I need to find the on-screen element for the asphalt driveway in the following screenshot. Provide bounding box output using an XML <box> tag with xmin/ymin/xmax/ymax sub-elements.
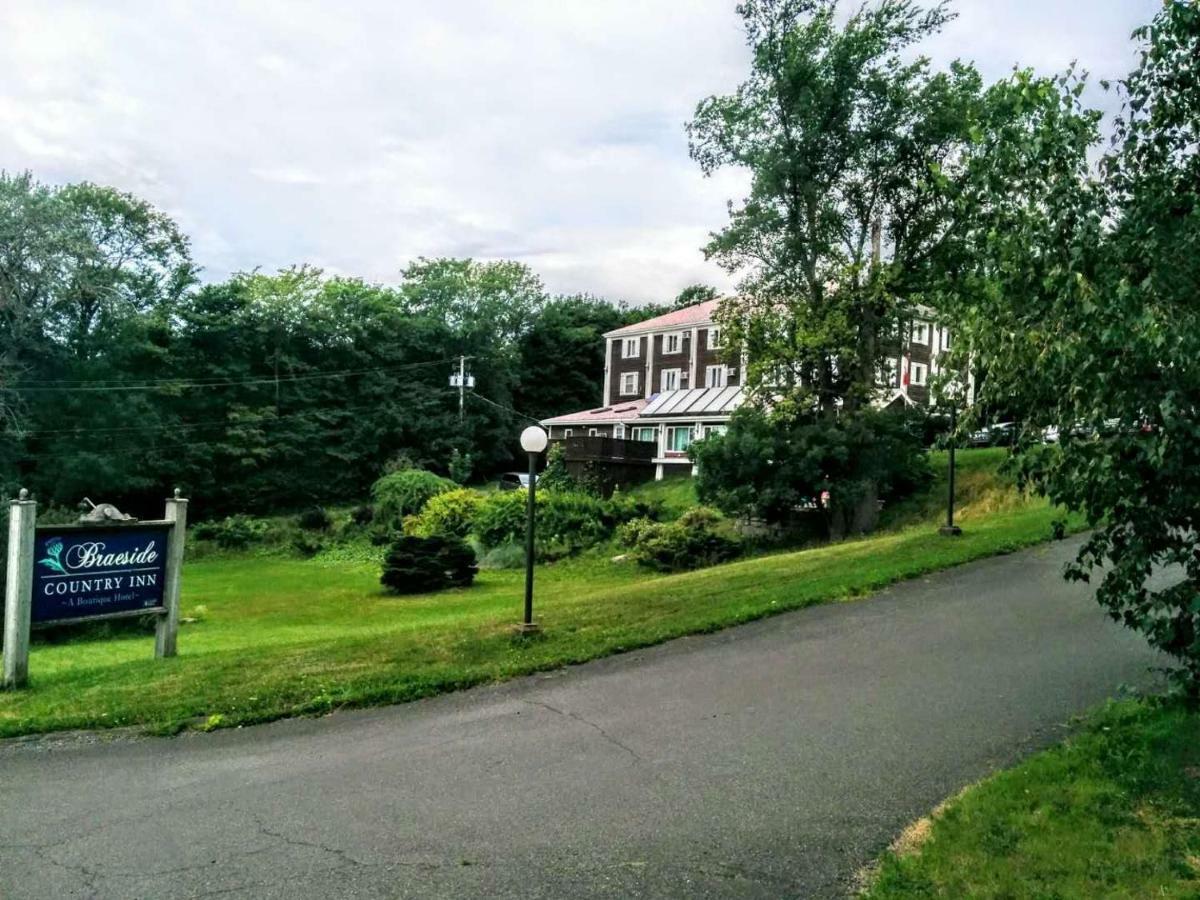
<box><xmin>0</xmin><ymin>536</ymin><xmax>1161</xmax><ymax>899</ymax></box>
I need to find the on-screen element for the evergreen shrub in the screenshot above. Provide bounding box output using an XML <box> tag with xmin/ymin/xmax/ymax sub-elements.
<box><xmin>380</xmin><ymin>535</ymin><xmax>478</xmax><ymax>594</ymax></box>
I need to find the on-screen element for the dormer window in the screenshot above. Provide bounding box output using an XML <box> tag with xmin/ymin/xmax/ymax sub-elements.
<box><xmin>622</xmin><ymin>337</ymin><xmax>640</xmax><ymax>359</ymax></box>
<box><xmin>664</xmin><ymin>332</ymin><xmax>683</xmax><ymax>354</ymax></box>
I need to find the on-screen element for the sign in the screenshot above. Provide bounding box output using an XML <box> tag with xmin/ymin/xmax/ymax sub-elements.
<box><xmin>32</xmin><ymin>524</ymin><xmax>171</xmax><ymax>624</ymax></box>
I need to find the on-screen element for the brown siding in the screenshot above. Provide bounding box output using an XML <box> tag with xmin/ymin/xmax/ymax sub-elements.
<box><xmin>650</xmin><ymin>330</ymin><xmax>691</xmax><ymax>394</ymax></box>
<box><xmin>608</xmin><ymin>336</ymin><xmax>647</xmax><ymax>405</ymax></box>
<box><xmin>696</xmin><ymin>327</ymin><xmax>740</xmax><ymax>388</ymax></box>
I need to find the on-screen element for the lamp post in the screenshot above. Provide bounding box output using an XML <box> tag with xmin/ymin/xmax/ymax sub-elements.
<box><xmin>939</xmin><ymin>398</ymin><xmax>963</xmax><ymax>537</ymax></box>
<box><xmin>517</xmin><ymin>425</ymin><xmax>548</xmax><ymax>633</ymax></box>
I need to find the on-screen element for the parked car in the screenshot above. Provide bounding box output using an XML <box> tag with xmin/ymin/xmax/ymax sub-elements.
<box><xmin>968</xmin><ymin>422</ymin><xmax>1016</xmax><ymax>447</ymax></box>
<box><xmin>497</xmin><ymin>472</ymin><xmax>537</xmax><ymax>491</ymax></box>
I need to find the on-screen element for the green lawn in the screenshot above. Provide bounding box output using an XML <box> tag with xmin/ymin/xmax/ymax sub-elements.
<box><xmin>0</xmin><ymin>450</ymin><xmax>1073</xmax><ymax>738</ymax></box>
<box><xmin>863</xmin><ymin>700</ymin><xmax>1200</xmax><ymax>899</ymax></box>
<box><xmin>626</xmin><ymin>475</ymin><xmax>699</xmax><ymax>520</ymax></box>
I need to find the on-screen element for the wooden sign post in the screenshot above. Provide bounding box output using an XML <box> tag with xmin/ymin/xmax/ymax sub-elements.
<box><xmin>2</xmin><ymin>490</ymin><xmax>189</xmax><ymax>690</ymax></box>
<box><xmin>2</xmin><ymin>490</ymin><xmax>36</xmax><ymax>690</ymax></box>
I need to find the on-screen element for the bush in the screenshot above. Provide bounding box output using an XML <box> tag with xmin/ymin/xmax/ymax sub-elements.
<box><xmin>473</xmin><ymin>490</ymin><xmax>532</xmax><ymax>548</ymax></box>
<box><xmin>191</xmin><ymin>514</ymin><xmax>270</xmax><ymax>550</ymax></box>
<box><xmin>537</xmin><ymin>443</ymin><xmax>578</xmax><ymax>493</ymax></box>
<box><xmin>600</xmin><ymin>489</ymin><xmax>660</xmax><ymax>529</ymax></box>
<box><xmin>351</xmin><ymin>504</ymin><xmax>375</xmax><ymax>526</ymax></box>
<box><xmin>623</xmin><ymin>506</ymin><xmax>743</xmax><ymax>572</ymax></box>
<box><xmin>616</xmin><ymin>516</ymin><xmax>657</xmax><ymax>549</ymax></box>
<box><xmin>371</xmin><ymin>469</ymin><xmax>456</xmax><ymax>536</ymax></box>
<box><xmin>692</xmin><ymin>406</ymin><xmax>930</xmax><ymax>538</ymax></box>
<box><xmin>473</xmin><ymin>489</ymin><xmax>609</xmax><ymax>551</ymax></box>
<box><xmin>296</xmin><ymin>506</ymin><xmax>332</xmax><ymax>531</ymax></box>
<box><xmin>380</xmin><ymin>535</ymin><xmax>478</xmax><ymax>594</ymax></box>
<box><xmin>407</xmin><ymin>488</ymin><xmax>484</xmax><ymax>539</ymax></box>
<box><xmin>292</xmin><ymin>533</ymin><xmax>325</xmax><ymax>558</ymax></box>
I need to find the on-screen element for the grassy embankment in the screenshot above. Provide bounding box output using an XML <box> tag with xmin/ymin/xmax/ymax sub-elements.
<box><xmin>863</xmin><ymin>700</ymin><xmax>1200</xmax><ymax>899</ymax></box>
<box><xmin>0</xmin><ymin>449</ymin><xmax>1075</xmax><ymax>738</ymax></box>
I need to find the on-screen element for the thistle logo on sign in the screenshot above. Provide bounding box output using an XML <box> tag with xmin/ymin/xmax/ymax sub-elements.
<box><xmin>32</xmin><ymin>526</ymin><xmax>170</xmax><ymax>624</ymax></box>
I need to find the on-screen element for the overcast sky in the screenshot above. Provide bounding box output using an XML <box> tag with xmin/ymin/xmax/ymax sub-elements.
<box><xmin>0</xmin><ymin>0</ymin><xmax>1160</xmax><ymax>304</ymax></box>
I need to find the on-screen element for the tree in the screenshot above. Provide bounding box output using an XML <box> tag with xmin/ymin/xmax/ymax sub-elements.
<box><xmin>399</xmin><ymin>257</ymin><xmax>546</xmax><ymax>350</ymax></box>
<box><xmin>514</xmin><ymin>294</ymin><xmax>634</xmax><ymax>419</ymax></box>
<box><xmin>686</xmin><ymin>0</ymin><xmax>978</xmax><ymax>532</ymax></box>
<box><xmin>689</xmin><ymin>0</ymin><xmax>983</xmax><ymax>411</ymax></box>
<box><xmin>946</xmin><ymin>3</ymin><xmax>1200</xmax><ymax>695</ymax></box>
<box><xmin>55</xmin><ymin>182</ymin><xmax>196</xmax><ymax>359</ymax></box>
<box><xmin>692</xmin><ymin>404</ymin><xmax>929</xmax><ymax>534</ymax></box>
<box><xmin>673</xmin><ymin>283</ymin><xmax>720</xmax><ymax>309</ymax></box>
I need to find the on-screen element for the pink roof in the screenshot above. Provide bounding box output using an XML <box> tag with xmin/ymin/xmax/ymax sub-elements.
<box><xmin>604</xmin><ymin>300</ymin><xmax>720</xmax><ymax>338</ymax></box>
<box><xmin>541</xmin><ymin>399</ymin><xmax>648</xmax><ymax>426</ymax></box>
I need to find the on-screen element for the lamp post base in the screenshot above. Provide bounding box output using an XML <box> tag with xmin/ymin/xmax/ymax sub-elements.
<box><xmin>513</xmin><ymin>622</ymin><xmax>542</xmax><ymax>635</ymax></box>
<box><xmin>939</xmin><ymin>525</ymin><xmax>963</xmax><ymax>537</ymax></box>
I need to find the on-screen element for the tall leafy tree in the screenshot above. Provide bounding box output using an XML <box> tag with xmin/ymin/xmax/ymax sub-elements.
<box><xmin>947</xmin><ymin>3</ymin><xmax>1200</xmax><ymax>694</ymax></box>
<box><xmin>689</xmin><ymin>0</ymin><xmax>980</xmax><ymax>412</ymax></box>
<box><xmin>686</xmin><ymin>0</ymin><xmax>980</xmax><ymax>533</ymax></box>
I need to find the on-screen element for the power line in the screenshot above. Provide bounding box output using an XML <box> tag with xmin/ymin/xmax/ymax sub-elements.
<box><xmin>4</xmin><ymin>394</ymin><xmax>463</xmax><ymax>465</ymax></box>
<box><xmin>3</xmin><ymin>355</ymin><xmax>490</xmax><ymax>393</ymax></box>
<box><xmin>468</xmin><ymin>391</ymin><xmax>542</xmax><ymax>424</ymax></box>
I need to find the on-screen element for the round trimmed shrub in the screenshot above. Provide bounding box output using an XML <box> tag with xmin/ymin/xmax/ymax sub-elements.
<box><xmin>380</xmin><ymin>535</ymin><xmax>478</xmax><ymax>594</ymax></box>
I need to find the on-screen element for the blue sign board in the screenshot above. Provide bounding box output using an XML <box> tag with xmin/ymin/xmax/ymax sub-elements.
<box><xmin>32</xmin><ymin>525</ymin><xmax>171</xmax><ymax>624</ymax></box>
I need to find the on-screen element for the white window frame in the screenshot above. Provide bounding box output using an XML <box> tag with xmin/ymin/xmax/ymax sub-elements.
<box><xmin>665</xmin><ymin>425</ymin><xmax>694</xmax><ymax>453</ymax></box>
<box><xmin>631</xmin><ymin>426</ymin><xmax>657</xmax><ymax>443</ymax></box>
<box><xmin>588</xmin><ymin>428</ymin><xmax>600</xmax><ymax>437</ymax></box>
<box><xmin>702</xmin><ymin>424</ymin><xmax>727</xmax><ymax>438</ymax></box>
<box><xmin>660</xmin><ymin>368</ymin><xmax>681</xmax><ymax>392</ymax></box>
<box><xmin>911</xmin><ymin>322</ymin><xmax>929</xmax><ymax>345</ymax></box>
<box><xmin>911</xmin><ymin>362</ymin><xmax>928</xmax><ymax>386</ymax></box>
<box><xmin>705</xmin><ymin>365</ymin><xmax>726</xmax><ymax>388</ymax></box>
<box><xmin>708</xmin><ymin>327</ymin><xmax>722</xmax><ymax>349</ymax></box>
<box><xmin>563</xmin><ymin>428</ymin><xmax>573</xmax><ymax>437</ymax></box>
<box><xmin>622</xmin><ymin>337</ymin><xmax>640</xmax><ymax>359</ymax></box>
<box><xmin>613</xmin><ymin>424</ymin><xmax>625</xmax><ymax>439</ymax></box>
<box><xmin>664</xmin><ymin>332</ymin><xmax>683</xmax><ymax>354</ymax></box>
<box><xmin>620</xmin><ymin>371</ymin><xmax>639</xmax><ymax>396</ymax></box>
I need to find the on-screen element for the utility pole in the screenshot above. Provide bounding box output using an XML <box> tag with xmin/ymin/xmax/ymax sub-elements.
<box><xmin>458</xmin><ymin>355</ymin><xmax>465</xmax><ymax>423</ymax></box>
<box><xmin>449</xmin><ymin>356</ymin><xmax>475</xmax><ymax>423</ymax></box>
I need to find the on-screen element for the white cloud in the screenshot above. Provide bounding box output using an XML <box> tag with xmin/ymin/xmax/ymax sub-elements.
<box><xmin>0</xmin><ymin>0</ymin><xmax>1162</xmax><ymax>303</ymax></box>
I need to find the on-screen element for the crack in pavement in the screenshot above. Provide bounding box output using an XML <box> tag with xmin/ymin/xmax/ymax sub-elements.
<box><xmin>523</xmin><ymin>699</ymin><xmax>643</xmax><ymax>762</ymax></box>
<box><xmin>253</xmin><ymin>817</ymin><xmax>365</xmax><ymax>869</ymax></box>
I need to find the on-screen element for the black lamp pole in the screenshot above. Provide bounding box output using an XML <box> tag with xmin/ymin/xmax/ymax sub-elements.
<box><xmin>517</xmin><ymin>426</ymin><xmax>547</xmax><ymax>633</ymax></box>
<box><xmin>940</xmin><ymin>400</ymin><xmax>963</xmax><ymax>536</ymax></box>
<box><xmin>523</xmin><ymin>447</ymin><xmax>537</xmax><ymax>628</ymax></box>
